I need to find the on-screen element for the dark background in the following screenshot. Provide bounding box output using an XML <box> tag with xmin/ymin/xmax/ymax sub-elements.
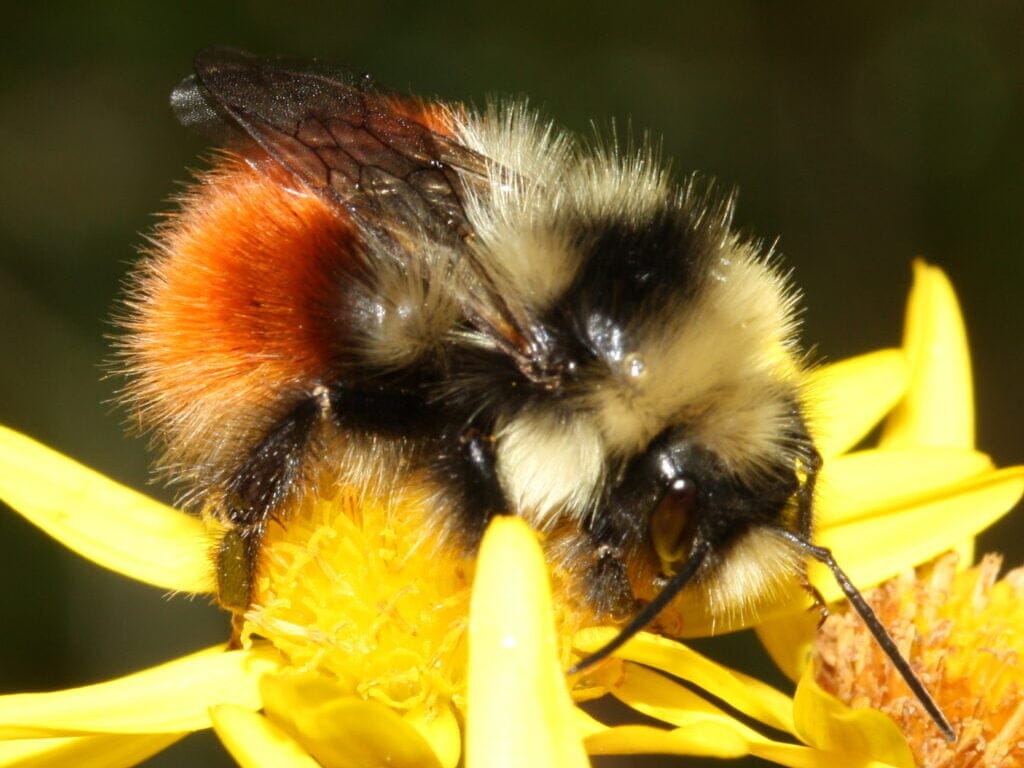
<box><xmin>2</xmin><ymin>3</ymin><xmax>1021</xmax><ymax>766</ymax></box>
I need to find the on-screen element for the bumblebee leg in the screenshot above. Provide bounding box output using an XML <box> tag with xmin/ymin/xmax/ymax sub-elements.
<box><xmin>788</xmin><ymin>406</ymin><xmax>821</xmax><ymax>538</ymax></box>
<box><xmin>589</xmin><ymin>542</ymin><xmax>636</xmax><ymax>620</ymax></box>
<box><xmin>460</xmin><ymin>428</ymin><xmax>507</xmax><ymax>515</ymax></box>
<box><xmin>426</xmin><ymin>424</ymin><xmax>509</xmax><ymax>545</ymax></box>
<box><xmin>795</xmin><ymin>447</ymin><xmax>822</xmax><ymax>538</ymax></box>
<box><xmin>799</xmin><ymin>575</ymin><xmax>830</xmax><ymax>627</ymax></box>
<box><xmin>217</xmin><ymin>397</ymin><xmax>320</xmax><ymax>611</ymax></box>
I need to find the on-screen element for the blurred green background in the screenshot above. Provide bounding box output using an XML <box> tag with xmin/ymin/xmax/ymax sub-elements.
<box><xmin>2</xmin><ymin>3</ymin><xmax>1022</xmax><ymax>766</ymax></box>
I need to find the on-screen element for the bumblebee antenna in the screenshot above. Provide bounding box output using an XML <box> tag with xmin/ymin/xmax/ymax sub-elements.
<box><xmin>568</xmin><ymin>539</ymin><xmax>712</xmax><ymax>674</ymax></box>
<box><xmin>772</xmin><ymin>528</ymin><xmax>955</xmax><ymax>743</ymax></box>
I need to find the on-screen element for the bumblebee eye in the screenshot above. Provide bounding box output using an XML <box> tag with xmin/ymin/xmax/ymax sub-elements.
<box><xmin>649</xmin><ymin>477</ymin><xmax>698</xmax><ymax>575</ymax></box>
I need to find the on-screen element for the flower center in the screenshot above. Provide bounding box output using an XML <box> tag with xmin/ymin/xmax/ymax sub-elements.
<box><xmin>237</xmin><ymin>478</ymin><xmax>603</xmax><ymax>720</ymax></box>
<box><xmin>243</xmin><ymin>484</ymin><xmax>474</xmax><ymax>715</ymax></box>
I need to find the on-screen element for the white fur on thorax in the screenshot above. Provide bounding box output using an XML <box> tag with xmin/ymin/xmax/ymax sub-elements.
<box><xmin>452</xmin><ymin>103</ymin><xmax>671</xmax><ymax>316</ymax></box>
<box><xmin>494</xmin><ymin>408</ymin><xmax>605</xmax><ymax>527</ymax></box>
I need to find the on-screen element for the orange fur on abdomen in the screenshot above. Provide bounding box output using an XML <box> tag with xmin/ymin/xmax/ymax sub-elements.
<box><xmin>120</xmin><ymin>154</ymin><xmax>357</xmax><ymax>483</ymax></box>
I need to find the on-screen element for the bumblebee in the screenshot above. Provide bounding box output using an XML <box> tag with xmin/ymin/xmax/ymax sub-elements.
<box><xmin>120</xmin><ymin>48</ymin><xmax>950</xmax><ymax>738</ymax></box>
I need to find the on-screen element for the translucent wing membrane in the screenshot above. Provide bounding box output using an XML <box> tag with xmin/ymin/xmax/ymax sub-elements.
<box><xmin>176</xmin><ymin>47</ymin><xmax>489</xmax><ymax>242</ymax></box>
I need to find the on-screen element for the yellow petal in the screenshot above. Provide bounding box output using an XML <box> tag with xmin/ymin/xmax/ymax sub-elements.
<box><xmin>0</xmin><ymin>644</ymin><xmax>281</xmax><ymax>737</ymax></box>
<box><xmin>882</xmin><ymin>261</ymin><xmax>973</xmax><ymax>450</ymax></box>
<box><xmin>611</xmin><ymin>661</ymin><xmax>793</xmax><ymax>737</ymax></box>
<box><xmin>572</xmin><ymin>708</ymin><xmax>608</xmax><ymax>741</ymax></box>
<box><xmin>816</xmin><ymin>447</ymin><xmax>993</xmax><ymax>527</ymax></box>
<box><xmin>0</xmin><ymin>733</ymin><xmax>183</xmax><ymax>768</ymax></box>
<box><xmin>210</xmin><ymin>705</ymin><xmax>321</xmax><ymax>768</ymax></box>
<box><xmin>466</xmin><ymin>517</ymin><xmax>588</xmax><ymax>768</ymax></box>
<box><xmin>587</xmin><ymin>722</ymin><xmax>899</xmax><ymax>768</ymax></box>
<box><xmin>586</xmin><ymin>722</ymin><xmax>751</xmax><ymax>760</ymax></box>
<box><xmin>573</xmin><ymin>629</ymin><xmax>794</xmax><ymax>734</ymax></box>
<box><xmin>0</xmin><ymin>425</ymin><xmax>214</xmax><ymax>594</ymax></box>
<box><xmin>259</xmin><ymin>675</ymin><xmax>443</xmax><ymax>768</ymax></box>
<box><xmin>757</xmin><ymin>465</ymin><xmax>1018</xmax><ymax>680</ymax></box>
<box><xmin>810</xmin><ymin>466</ymin><xmax>1024</xmax><ymax>603</ymax></box>
<box><xmin>402</xmin><ymin>706</ymin><xmax>460</xmax><ymax>768</ymax></box>
<box><xmin>806</xmin><ymin>350</ymin><xmax>908</xmax><ymax>459</ymax></box>
<box><xmin>755</xmin><ymin>608</ymin><xmax>821</xmax><ymax>683</ymax></box>
<box><xmin>793</xmin><ymin>664</ymin><xmax>915</xmax><ymax>768</ymax></box>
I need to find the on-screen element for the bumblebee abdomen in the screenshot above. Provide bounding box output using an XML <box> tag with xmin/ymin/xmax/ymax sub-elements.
<box><xmin>120</xmin><ymin>155</ymin><xmax>358</xmax><ymax>475</ymax></box>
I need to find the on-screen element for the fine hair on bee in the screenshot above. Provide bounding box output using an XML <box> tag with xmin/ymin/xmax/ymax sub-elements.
<box><xmin>118</xmin><ymin>47</ymin><xmax>954</xmax><ymax>741</ymax></box>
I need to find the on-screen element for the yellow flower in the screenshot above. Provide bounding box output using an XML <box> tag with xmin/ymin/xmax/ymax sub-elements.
<box><xmin>814</xmin><ymin>552</ymin><xmax>1024</xmax><ymax>767</ymax></box>
<box><xmin>756</xmin><ymin>260</ymin><xmax>1006</xmax><ymax>677</ymax></box>
<box><xmin>0</xmin><ymin>430</ymin><xmax>586</xmax><ymax>767</ymax></box>
<box><xmin>0</xmin><ymin>260</ymin><xmax>1021</xmax><ymax>767</ymax></box>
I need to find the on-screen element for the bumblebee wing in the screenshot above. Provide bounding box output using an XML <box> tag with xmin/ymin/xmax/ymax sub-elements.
<box><xmin>174</xmin><ymin>48</ymin><xmax>557</xmax><ymax>385</ymax></box>
<box><xmin>173</xmin><ymin>46</ymin><xmax>488</xmax><ymax>246</ymax></box>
